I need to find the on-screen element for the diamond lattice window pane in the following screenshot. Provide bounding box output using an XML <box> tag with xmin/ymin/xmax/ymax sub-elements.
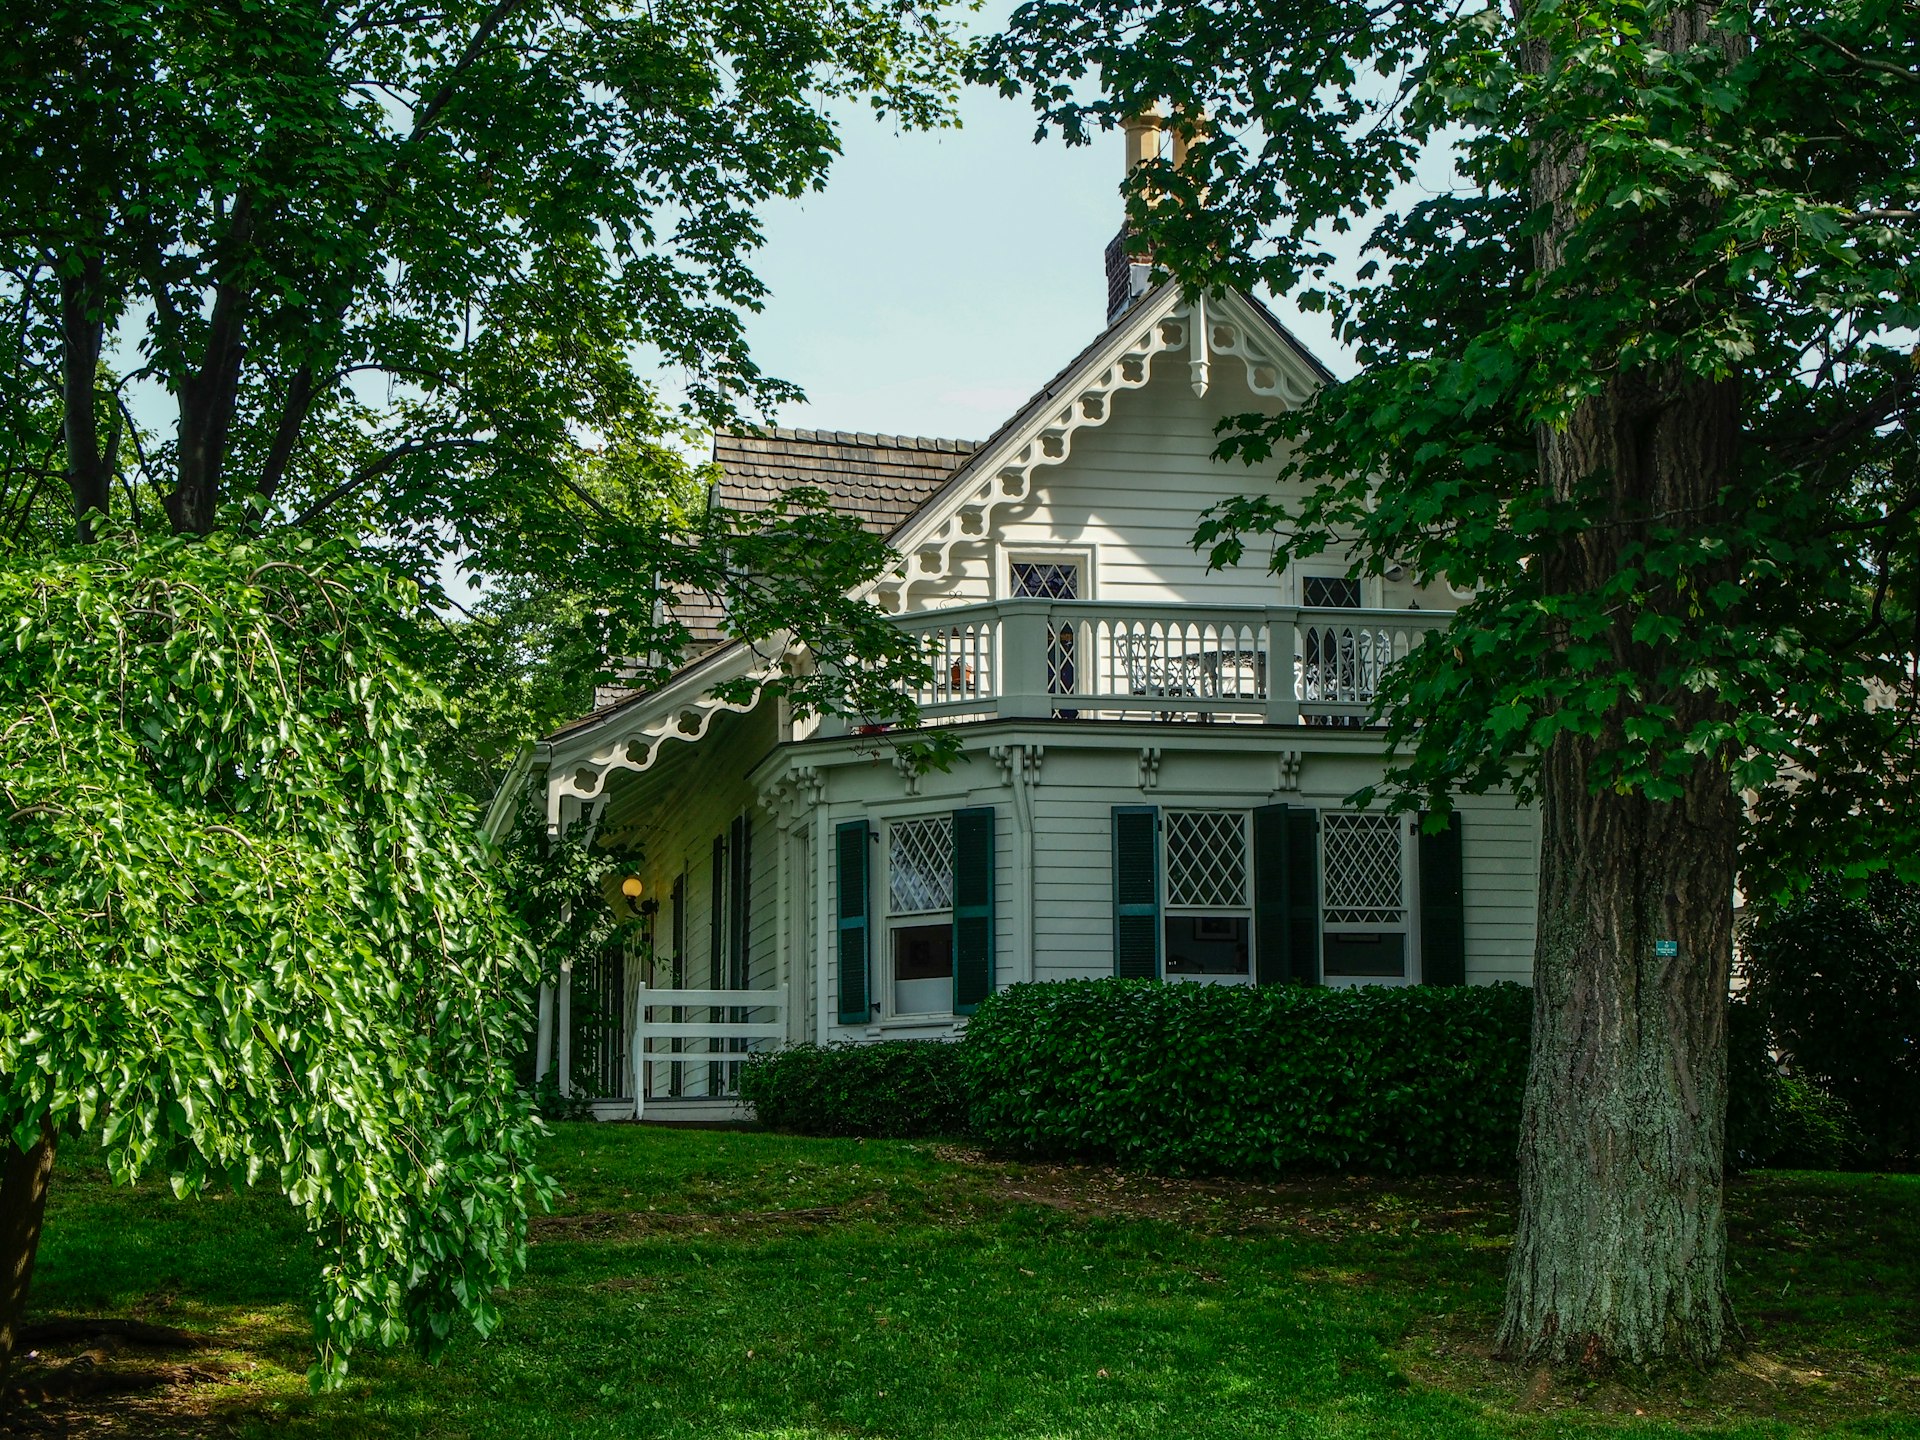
<box><xmin>1164</xmin><ymin>810</ymin><xmax>1249</xmax><ymax>909</ymax></box>
<box><xmin>1302</xmin><ymin>576</ymin><xmax>1361</xmax><ymax>609</ymax></box>
<box><xmin>1321</xmin><ymin>813</ymin><xmax>1405</xmax><ymax>924</ymax></box>
<box><xmin>889</xmin><ymin>817</ymin><xmax>953</xmax><ymax>915</ymax></box>
<box><xmin>1011</xmin><ymin>562</ymin><xmax>1080</xmax><ymax>599</ymax></box>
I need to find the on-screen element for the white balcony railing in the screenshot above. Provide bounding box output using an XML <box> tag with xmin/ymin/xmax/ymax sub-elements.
<box><xmin>852</xmin><ymin>599</ymin><xmax>1447</xmax><ymax>728</ymax></box>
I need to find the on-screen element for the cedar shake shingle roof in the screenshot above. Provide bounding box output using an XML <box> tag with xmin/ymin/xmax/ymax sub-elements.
<box><xmin>712</xmin><ymin>428</ymin><xmax>978</xmax><ymax>534</ymax></box>
<box><xmin>659</xmin><ymin>428</ymin><xmax>981</xmax><ymax>660</ymax></box>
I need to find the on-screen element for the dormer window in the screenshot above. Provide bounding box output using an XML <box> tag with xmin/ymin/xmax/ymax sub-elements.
<box><xmin>1010</xmin><ymin>560</ymin><xmax>1081</xmax><ymax>600</ymax></box>
<box><xmin>1301</xmin><ymin>575</ymin><xmax>1361</xmax><ymax>609</ymax></box>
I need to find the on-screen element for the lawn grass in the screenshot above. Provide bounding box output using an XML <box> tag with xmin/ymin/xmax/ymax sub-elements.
<box><xmin>10</xmin><ymin>1124</ymin><xmax>1919</xmax><ymax>1438</ymax></box>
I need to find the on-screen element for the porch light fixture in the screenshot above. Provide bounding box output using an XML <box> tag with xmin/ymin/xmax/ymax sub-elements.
<box><xmin>621</xmin><ymin>876</ymin><xmax>644</xmax><ymax>899</ymax></box>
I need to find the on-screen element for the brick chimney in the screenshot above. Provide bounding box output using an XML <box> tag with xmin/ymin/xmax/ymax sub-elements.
<box><xmin>1105</xmin><ymin>109</ymin><xmax>1193</xmax><ymax>322</ymax></box>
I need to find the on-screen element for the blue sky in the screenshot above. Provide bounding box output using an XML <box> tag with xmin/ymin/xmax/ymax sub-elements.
<box><xmin>729</xmin><ymin>84</ymin><xmax>1354</xmax><ymax>446</ymax></box>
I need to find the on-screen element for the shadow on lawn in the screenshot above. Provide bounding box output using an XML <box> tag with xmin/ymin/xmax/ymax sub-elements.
<box><xmin>6</xmin><ymin>1132</ymin><xmax>1917</xmax><ymax>1438</ymax></box>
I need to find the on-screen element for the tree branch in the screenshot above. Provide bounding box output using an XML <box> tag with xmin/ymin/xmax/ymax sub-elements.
<box><xmin>288</xmin><ymin>437</ymin><xmax>486</xmax><ymax>528</ymax></box>
<box><xmin>1810</xmin><ymin>30</ymin><xmax>1920</xmax><ymax>85</ymax></box>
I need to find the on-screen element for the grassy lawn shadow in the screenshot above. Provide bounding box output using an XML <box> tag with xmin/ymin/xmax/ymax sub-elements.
<box><xmin>8</xmin><ymin>1126</ymin><xmax>1916</xmax><ymax>1438</ymax></box>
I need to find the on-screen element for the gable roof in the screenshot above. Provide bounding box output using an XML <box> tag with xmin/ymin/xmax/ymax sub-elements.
<box><xmin>873</xmin><ymin>283</ymin><xmax>1329</xmax><ymax>609</ymax></box>
<box><xmin>663</xmin><ymin>427</ymin><xmax>983</xmax><ymax>656</ymax></box>
<box><xmin>715</xmin><ymin>428</ymin><xmax>978</xmax><ymax>534</ymax></box>
<box><xmin>545</xmin><ymin>285</ymin><xmax>1335</xmax><ymax>749</ymax></box>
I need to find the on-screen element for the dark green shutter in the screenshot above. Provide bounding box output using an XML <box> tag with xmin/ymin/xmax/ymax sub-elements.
<box><xmin>728</xmin><ymin>813</ymin><xmax>750</xmax><ymax>988</ymax></box>
<box><xmin>952</xmin><ymin>807</ymin><xmax>995</xmax><ymax>1015</ymax></box>
<box><xmin>1252</xmin><ymin>806</ymin><xmax>1288</xmax><ymax>986</ymax></box>
<box><xmin>1418</xmin><ymin>810</ymin><xmax>1466</xmax><ymax>986</ymax></box>
<box><xmin>835</xmin><ymin>820</ymin><xmax>873</xmax><ymax>1024</ymax></box>
<box><xmin>1112</xmin><ymin>806</ymin><xmax>1160</xmax><ymax>979</ymax></box>
<box><xmin>1254</xmin><ymin>805</ymin><xmax>1320</xmax><ymax>985</ymax></box>
<box><xmin>1284</xmin><ymin>807</ymin><xmax>1320</xmax><ymax>984</ymax></box>
<box><xmin>709</xmin><ymin>833</ymin><xmax>726</xmax><ymax>988</ymax></box>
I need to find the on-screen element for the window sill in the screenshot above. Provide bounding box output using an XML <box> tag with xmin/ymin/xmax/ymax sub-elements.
<box><xmin>864</xmin><ymin>1014</ymin><xmax>966</xmax><ymax>1037</ymax></box>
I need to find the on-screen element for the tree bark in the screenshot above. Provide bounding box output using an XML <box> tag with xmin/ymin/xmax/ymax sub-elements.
<box><xmin>166</xmin><ymin>195</ymin><xmax>257</xmax><ymax>536</ymax></box>
<box><xmin>60</xmin><ymin>258</ymin><xmax>111</xmax><ymax>539</ymax></box>
<box><xmin>0</xmin><ymin>1116</ymin><xmax>57</xmax><ymax>1396</ymax></box>
<box><xmin>1499</xmin><ymin>691</ymin><xmax>1742</xmax><ymax>1364</ymax></box>
<box><xmin>1494</xmin><ymin>0</ymin><xmax>1750</xmax><ymax>1367</ymax></box>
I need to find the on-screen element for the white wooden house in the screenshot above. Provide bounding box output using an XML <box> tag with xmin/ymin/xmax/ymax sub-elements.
<box><xmin>514</xmin><ymin>165</ymin><xmax>1540</xmax><ymax>1117</ymax></box>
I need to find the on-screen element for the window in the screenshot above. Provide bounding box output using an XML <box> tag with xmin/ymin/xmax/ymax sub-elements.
<box><xmin>1162</xmin><ymin>809</ymin><xmax>1252</xmax><ymax>983</ymax></box>
<box><xmin>1297</xmin><ymin>573</ymin><xmax>1382</xmax><ymax>727</ymax></box>
<box><xmin>1010</xmin><ymin>558</ymin><xmax>1082</xmax><ymax>706</ymax></box>
<box><xmin>1010</xmin><ymin>560</ymin><xmax>1080</xmax><ymax>600</ymax></box>
<box><xmin>1301</xmin><ymin>575</ymin><xmax>1362</xmax><ymax>609</ymax></box>
<box><xmin>888</xmin><ymin>816</ymin><xmax>953</xmax><ymax>1015</ymax></box>
<box><xmin>1320</xmin><ymin>812</ymin><xmax>1412</xmax><ymax>985</ymax></box>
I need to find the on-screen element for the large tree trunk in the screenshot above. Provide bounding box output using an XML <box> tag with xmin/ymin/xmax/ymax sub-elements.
<box><xmin>0</xmin><ymin>1116</ymin><xmax>57</xmax><ymax>1395</ymax></box>
<box><xmin>166</xmin><ymin>196</ymin><xmax>257</xmax><ymax>537</ymax></box>
<box><xmin>1499</xmin><ymin>719</ymin><xmax>1741</xmax><ymax>1363</ymax></box>
<box><xmin>1495</xmin><ymin>0</ymin><xmax>1749</xmax><ymax>1368</ymax></box>
<box><xmin>60</xmin><ymin>259</ymin><xmax>111</xmax><ymax>539</ymax></box>
<box><xmin>1497</xmin><ymin>368</ymin><xmax>1745</xmax><ymax>1363</ymax></box>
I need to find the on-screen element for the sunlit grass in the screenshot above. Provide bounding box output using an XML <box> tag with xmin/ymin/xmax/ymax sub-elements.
<box><xmin>21</xmin><ymin>1126</ymin><xmax>1920</xmax><ymax>1438</ymax></box>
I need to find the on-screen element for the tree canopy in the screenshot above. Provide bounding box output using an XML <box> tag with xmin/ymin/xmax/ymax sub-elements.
<box><xmin>980</xmin><ymin>0</ymin><xmax>1918</xmax><ymax>889</ymax></box>
<box><xmin>2</xmin><ymin>0</ymin><xmax>967</xmax><ymax>743</ymax></box>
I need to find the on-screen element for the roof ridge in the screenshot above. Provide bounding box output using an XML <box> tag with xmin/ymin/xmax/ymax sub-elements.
<box><xmin>723</xmin><ymin>425</ymin><xmax>979</xmax><ymax>453</ymax></box>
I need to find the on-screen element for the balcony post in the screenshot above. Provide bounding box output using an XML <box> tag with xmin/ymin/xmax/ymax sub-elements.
<box><xmin>1265</xmin><ymin>609</ymin><xmax>1300</xmax><ymax>725</ymax></box>
<box><xmin>1000</xmin><ymin>601</ymin><xmax>1052</xmax><ymax>719</ymax></box>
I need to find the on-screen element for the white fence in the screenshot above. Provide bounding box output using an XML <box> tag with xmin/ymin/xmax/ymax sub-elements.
<box><xmin>629</xmin><ymin>985</ymin><xmax>786</xmax><ymax>1119</ymax></box>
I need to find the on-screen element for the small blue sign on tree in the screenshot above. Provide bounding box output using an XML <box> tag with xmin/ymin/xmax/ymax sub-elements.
<box><xmin>1653</xmin><ymin>939</ymin><xmax>1679</xmax><ymax>958</ymax></box>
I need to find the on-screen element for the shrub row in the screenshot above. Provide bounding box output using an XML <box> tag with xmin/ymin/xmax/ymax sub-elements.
<box><xmin>738</xmin><ymin>976</ymin><xmax>1873</xmax><ymax>1176</ymax></box>
<box><xmin>742</xmin><ymin>979</ymin><xmax>1532</xmax><ymax>1173</ymax></box>
<box><xmin>961</xmin><ymin>979</ymin><xmax>1532</xmax><ymax>1174</ymax></box>
<box><xmin>737</xmin><ymin>1039</ymin><xmax>969</xmax><ymax>1139</ymax></box>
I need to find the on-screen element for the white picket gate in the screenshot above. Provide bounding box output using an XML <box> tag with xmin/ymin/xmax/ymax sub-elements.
<box><xmin>628</xmin><ymin>985</ymin><xmax>787</xmax><ymax>1119</ymax></box>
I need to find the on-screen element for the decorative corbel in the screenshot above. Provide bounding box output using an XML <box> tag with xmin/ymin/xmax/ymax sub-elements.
<box><xmin>1138</xmin><ymin>746</ymin><xmax>1163</xmax><ymax>791</ymax></box>
<box><xmin>892</xmin><ymin>750</ymin><xmax>922</xmax><ymax>797</ymax></box>
<box><xmin>791</xmin><ymin>763</ymin><xmax>826</xmax><ymax>808</ymax></box>
<box><xmin>990</xmin><ymin>742</ymin><xmax>1044</xmax><ymax>787</ymax></box>
<box><xmin>1275</xmin><ymin>749</ymin><xmax>1304</xmax><ymax>791</ymax></box>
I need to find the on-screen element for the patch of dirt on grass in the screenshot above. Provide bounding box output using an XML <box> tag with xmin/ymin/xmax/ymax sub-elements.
<box><xmin>972</xmin><ymin>1157</ymin><xmax>1512</xmax><ymax>1241</ymax></box>
<box><xmin>1</xmin><ymin>1320</ymin><xmax>299</xmax><ymax>1439</ymax></box>
<box><xmin>1396</xmin><ymin>1317</ymin><xmax>1920</xmax><ymax>1430</ymax></box>
<box><xmin>531</xmin><ymin>1200</ymin><xmax>866</xmax><ymax>1242</ymax></box>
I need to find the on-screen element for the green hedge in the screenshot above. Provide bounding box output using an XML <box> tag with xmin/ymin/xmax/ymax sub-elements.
<box><xmin>1738</xmin><ymin>874</ymin><xmax>1920</xmax><ymax>1166</ymax></box>
<box><xmin>1727</xmin><ymin>995</ymin><xmax>1869</xmax><ymax>1170</ymax></box>
<box><xmin>961</xmin><ymin>978</ymin><xmax>1533</xmax><ymax>1174</ymax></box>
<box><xmin>738</xmin><ymin>1040</ymin><xmax>969</xmax><ymax>1138</ymax></box>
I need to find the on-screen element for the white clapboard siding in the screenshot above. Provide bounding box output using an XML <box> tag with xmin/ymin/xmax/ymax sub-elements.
<box><xmin>895</xmin><ymin>355</ymin><xmax>1455</xmax><ymax>616</ymax></box>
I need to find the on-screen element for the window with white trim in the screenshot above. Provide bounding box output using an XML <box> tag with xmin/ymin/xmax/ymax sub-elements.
<box><xmin>1162</xmin><ymin>809</ymin><xmax>1252</xmax><ymax>983</ymax></box>
<box><xmin>887</xmin><ymin>816</ymin><xmax>953</xmax><ymax>1015</ymax></box>
<box><xmin>1319</xmin><ymin>812</ymin><xmax>1413</xmax><ymax>985</ymax></box>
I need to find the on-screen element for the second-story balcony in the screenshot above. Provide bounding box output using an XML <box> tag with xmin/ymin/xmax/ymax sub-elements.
<box><xmin>830</xmin><ymin>598</ymin><xmax>1451</xmax><ymax>730</ymax></box>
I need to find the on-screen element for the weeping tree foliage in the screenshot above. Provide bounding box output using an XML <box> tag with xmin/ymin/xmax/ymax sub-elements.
<box><xmin>0</xmin><ymin>0</ymin><xmax>970</xmax><ymax>1394</ymax></box>
<box><xmin>0</xmin><ymin>529</ymin><xmax>552</xmax><ymax>1388</ymax></box>
<box><xmin>980</xmin><ymin>0</ymin><xmax>1918</xmax><ymax>1365</ymax></box>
